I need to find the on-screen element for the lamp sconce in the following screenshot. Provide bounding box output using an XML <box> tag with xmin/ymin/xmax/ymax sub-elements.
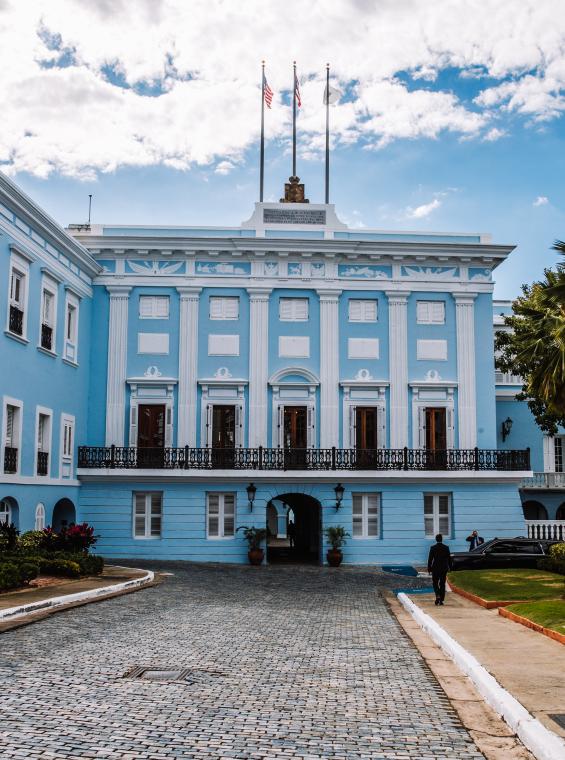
<box><xmin>501</xmin><ymin>417</ymin><xmax>513</xmax><ymax>442</ymax></box>
<box><xmin>334</xmin><ymin>483</ymin><xmax>345</xmax><ymax>511</ymax></box>
<box><xmin>246</xmin><ymin>482</ymin><xmax>257</xmax><ymax>511</ymax></box>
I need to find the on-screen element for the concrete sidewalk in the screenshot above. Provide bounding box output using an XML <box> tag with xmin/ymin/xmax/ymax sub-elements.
<box><xmin>406</xmin><ymin>590</ymin><xmax>565</xmax><ymax>740</ymax></box>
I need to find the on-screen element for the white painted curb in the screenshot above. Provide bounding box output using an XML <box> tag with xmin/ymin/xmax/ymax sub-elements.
<box><xmin>0</xmin><ymin>567</ymin><xmax>154</xmax><ymax>622</ymax></box>
<box><xmin>397</xmin><ymin>593</ymin><xmax>565</xmax><ymax>760</ymax></box>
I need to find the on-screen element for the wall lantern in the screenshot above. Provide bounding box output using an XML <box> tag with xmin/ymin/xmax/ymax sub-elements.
<box><xmin>334</xmin><ymin>483</ymin><xmax>345</xmax><ymax>511</ymax></box>
<box><xmin>501</xmin><ymin>417</ymin><xmax>513</xmax><ymax>442</ymax></box>
<box><xmin>246</xmin><ymin>482</ymin><xmax>257</xmax><ymax>510</ymax></box>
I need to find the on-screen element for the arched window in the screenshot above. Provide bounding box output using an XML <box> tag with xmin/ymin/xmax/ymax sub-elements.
<box><xmin>0</xmin><ymin>498</ymin><xmax>11</xmax><ymax>525</ymax></box>
<box><xmin>35</xmin><ymin>503</ymin><xmax>46</xmax><ymax>531</ymax></box>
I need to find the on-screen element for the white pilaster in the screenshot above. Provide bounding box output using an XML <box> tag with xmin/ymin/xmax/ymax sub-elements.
<box><xmin>177</xmin><ymin>287</ymin><xmax>201</xmax><ymax>447</ymax></box>
<box><xmin>105</xmin><ymin>286</ymin><xmax>131</xmax><ymax>446</ymax></box>
<box><xmin>386</xmin><ymin>292</ymin><xmax>409</xmax><ymax>448</ymax></box>
<box><xmin>318</xmin><ymin>290</ymin><xmax>341</xmax><ymax>447</ymax></box>
<box><xmin>248</xmin><ymin>288</ymin><xmax>271</xmax><ymax>447</ymax></box>
<box><xmin>454</xmin><ymin>293</ymin><xmax>477</xmax><ymax>448</ymax></box>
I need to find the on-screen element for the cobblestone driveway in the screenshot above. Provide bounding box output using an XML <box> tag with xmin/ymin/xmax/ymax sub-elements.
<box><xmin>0</xmin><ymin>564</ymin><xmax>483</xmax><ymax>759</ymax></box>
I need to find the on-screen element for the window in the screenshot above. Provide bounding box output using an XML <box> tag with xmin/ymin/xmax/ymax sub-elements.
<box><xmin>64</xmin><ymin>295</ymin><xmax>79</xmax><ymax>362</ymax></box>
<box><xmin>36</xmin><ymin>410</ymin><xmax>51</xmax><ymax>476</ymax></box>
<box><xmin>417</xmin><ymin>301</ymin><xmax>445</xmax><ymax>324</ymax></box>
<box><xmin>139</xmin><ymin>295</ymin><xmax>170</xmax><ymax>319</ymax></box>
<box><xmin>279</xmin><ymin>297</ymin><xmax>308</xmax><ymax>321</ymax></box>
<box><xmin>352</xmin><ymin>493</ymin><xmax>380</xmax><ymax>538</ymax></box>
<box><xmin>39</xmin><ymin>281</ymin><xmax>57</xmax><ymax>352</ymax></box>
<box><xmin>0</xmin><ymin>498</ymin><xmax>11</xmax><ymax>525</ymax></box>
<box><xmin>35</xmin><ymin>503</ymin><xmax>45</xmax><ymax>531</ymax></box>
<box><xmin>8</xmin><ymin>266</ymin><xmax>27</xmax><ymax>337</ymax></box>
<box><xmin>348</xmin><ymin>299</ymin><xmax>377</xmax><ymax>322</ymax></box>
<box><xmin>3</xmin><ymin>402</ymin><xmax>21</xmax><ymax>474</ymax></box>
<box><xmin>207</xmin><ymin>492</ymin><xmax>235</xmax><ymax>538</ymax></box>
<box><xmin>424</xmin><ymin>493</ymin><xmax>451</xmax><ymax>538</ymax></box>
<box><xmin>133</xmin><ymin>492</ymin><xmax>162</xmax><ymax>538</ymax></box>
<box><xmin>555</xmin><ymin>437</ymin><xmax>564</xmax><ymax>472</ymax></box>
<box><xmin>60</xmin><ymin>414</ymin><xmax>75</xmax><ymax>478</ymax></box>
<box><xmin>209</xmin><ymin>296</ymin><xmax>239</xmax><ymax>320</ymax></box>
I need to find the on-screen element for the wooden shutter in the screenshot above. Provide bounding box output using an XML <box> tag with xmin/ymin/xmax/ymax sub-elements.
<box><xmin>363</xmin><ymin>300</ymin><xmax>377</xmax><ymax>321</ymax></box>
<box><xmin>416</xmin><ymin>301</ymin><xmax>429</xmax><ymax>323</ymax></box>
<box><xmin>154</xmin><ymin>297</ymin><xmax>169</xmax><ymax>318</ymax></box>
<box><xmin>423</xmin><ymin>494</ymin><xmax>434</xmax><ymax>537</ymax></box>
<box><xmin>349</xmin><ymin>405</ymin><xmax>356</xmax><ymax>449</ymax></box>
<box><xmin>307</xmin><ymin>405</ymin><xmax>315</xmax><ymax>447</ymax></box>
<box><xmin>377</xmin><ymin>405</ymin><xmax>386</xmax><ymax>449</ymax></box>
<box><xmin>280</xmin><ymin>298</ymin><xmax>308</xmax><ymax>321</ymax></box>
<box><xmin>224</xmin><ymin>298</ymin><xmax>239</xmax><ymax>319</ymax></box>
<box><xmin>348</xmin><ymin>300</ymin><xmax>363</xmax><ymax>321</ymax></box>
<box><xmin>367</xmin><ymin>493</ymin><xmax>380</xmax><ymax>537</ymax></box>
<box><xmin>235</xmin><ymin>405</ymin><xmax>243</xmax><ymax>446</ymax></box>
<box><xmin>208</xmin><ymin>494</ymin><xmax>220</xmax><ymax>537</ymax></box>
<box><xmin>223</xmin><ymin>493</ymin><xmax>235</xmax><ymax>537</ymax></box>
<box><xmin>543</xmin><ymin>435</ymin><xmax>555</xmax><ymax>472</ymax></box>
<box><xmin>277</xmin><ymin>405</ymin><xmax>284</xmax><ymax>447</ymax></box>
<box><xmin>38</xmin><ymin>415</ymin><xmax>45</xmax><ymax>450</ymax></box>
<box><xmin>431</xmin><ymin>301</ymin><xmax>445</xmax><ymax>323</ymax></box>
<box><xmin>205</xmin><ymin>404</ymin><xmax>213</xmax><ymax>447</ymax></box>
<box><xmin>150</xmin><ymin>493</ymin><xmax>162</xmax><ymax>537</ymax></box>
<box><xmin>446</xmin><ymin>406</ymin><xmax>455</xmax><ymax>448</ymax></box>
<box><xmin>134</xmin><ymin>493</ymin><xmax>147</xmax><ymax>537</ymax></box>
<box><xmin>438</xmin><ymin>494</ymin><xmax>450</xmax><ymax>536</ymax></box>
<box><xmin>139</xmin><ymin>296</ymin><xmax>153</xmax><ymax>318</ymax></box>
<box><xmin>6</xmin><ymin>406</ymin><xmax>14</xmax><ymax>446</ymax></box>
<box><xmin>418</xmin><ymin>407</ymin><xmax>427</xmax><ymax>449</ymax></box>
<box><xmin>352</xmin><ymin>494</ymin><xmax>363</xmax><ymax>537</ymax></box>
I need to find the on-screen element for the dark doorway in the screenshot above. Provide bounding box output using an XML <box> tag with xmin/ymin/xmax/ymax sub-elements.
<box><xmin>425</xmin><ymin>407</ymin><xmax>447</xmax><ymax>468</ymax></box>
<box><xmin>267</xmin><ymin>493</ymin><xmax>321</xmax><ymax>564</ymax></box>
<box><xmin>283</xmin><ymin>407</ymin><xmax>307</xmax><ymax>469</ymax></box>
<box><xmin>211</xmin><ymin>405</ymin><xmax>235</xmax><ymax>467</ymax></box>
<box><xmin>355</xmin><ymin>407</ymin><xmax>378</xmax><ymax>467</ymax></box>
<box><xmin>137</xmin><ymin>404</ymin><xmax>165</xmax><ymax>467</ymax></box>
<box><xmin>52</xmin><ymin>498</ymin><xmax>76</xmax><ymax>531</ymax></box>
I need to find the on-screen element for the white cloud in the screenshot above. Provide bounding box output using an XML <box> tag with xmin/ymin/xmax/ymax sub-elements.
<box><xmin>406</xmin><ymin>198</ymin><xmax>442</xmax><ymax>219</ymax></box>
<box><xmin>215</xmin><ymin>160</ymin><xmax>236</xmax><ymax>175</ymax></box>
<box><xmin>0</xmin><ymin>0</ymin><xmax>563</xmax><ymax>178</ymax></box>
<box><xmin>533</xmin><ymin>195</ymin><xmax>549</xmax><ymax>206</ymax></box>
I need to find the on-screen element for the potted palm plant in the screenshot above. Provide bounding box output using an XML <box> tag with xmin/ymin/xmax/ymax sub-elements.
<box><xmin>237</xmin><ymin>526</ymin><xmax>267</xmax><ymax>565</ymax></box>
<box><xmin>324</xmin><ymin>526</ymin><xmax>349</xmax><ymax>567</ymax></box>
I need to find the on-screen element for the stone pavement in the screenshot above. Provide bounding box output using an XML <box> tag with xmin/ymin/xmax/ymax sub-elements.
<box><xmin>0</xmin><ymin>563</ymin><xmax>485</xmax><ymax>759</ymax></box>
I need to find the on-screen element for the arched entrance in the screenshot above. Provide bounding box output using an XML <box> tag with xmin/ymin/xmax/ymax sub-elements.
<box><xmin>522</xmin><ymin>500</ymin><xmax>548</xmax><ymax>520</ymax></box>
<box><xmin>266</xmin><ymin>493</ymin><xmax>321</xmax><ymax>564</ymax></box>
<box><xmin>0</xmin><ymin>496</ymin><xmax>19</xmax><ymax>528</ymax></box>
<box><xmin>52</xmin><ymin>498</ymin><xmax>76</xmax><ymax>531</ymax></box>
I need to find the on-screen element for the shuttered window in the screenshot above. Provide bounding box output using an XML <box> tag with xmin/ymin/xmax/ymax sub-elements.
<box><xmin>424</xmin><ymin>493</ymin><xmax>451</xmax><ymax>538</ymax></box>
<box><xmin>279</xmin><ymin>297</ymin><xmax>309</xmax><ymax>321</ymax></box>
<box><xmin>348</xmin><ymin>299</ymin><xmax>378</xmax><ymax>322</ymax></box>
<box><xmin>5</xmin><ymin>405</ymin><xmax>15</xmax><ymax>446</ymax></box>
<box><xmin>207</xmin><ymin>492</ymin><xmax>236</xmax><ymax>538</ymax></box>
<box><xmin>352</xmin><ymin>493</ymin><xmax>380</xmax><ymax>538</ymax></box>
<box><xmin>209</xmin><ymin>296</ymin><xmax>239</xmax><ymax>320</ymax></box>
<box><xmin>139</xmin><ymin>296</ymin><xmax>170</xmax><ymax>319</ymax></box>
<box><xmin>417</xmin><ymin>301</ymin><xmax>445</xmax><ymax>324</ymax></box>
<box><xmin>42</xmin><ymin>289</ymin><xmax>54</xmax><ymax>326</ymax></box>
<box><xmin>134</xmin><ymin>492</ymin><xmax>162</xmax><ymax>538</ymax></box>
<box><xmin>10</xmin><ymin>270</ymin><xmax>24</xmax><ymax>307</ymax></box>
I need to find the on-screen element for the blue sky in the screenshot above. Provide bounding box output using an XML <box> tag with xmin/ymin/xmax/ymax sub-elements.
<box><xmin>1</xmin><ymin>1</ymin><xmax>565</xmax><ymax>299</ymax></box>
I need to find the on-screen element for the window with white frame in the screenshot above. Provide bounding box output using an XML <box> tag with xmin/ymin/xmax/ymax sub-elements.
<box><xmin>8</xmin><ymin>264</ymin><xmax>27</xmax><ymax>337</ymax></box>
<box><xmin>207</xmin><ymin>492</ymin><xmax>235</xmax><ymax>538</ymax></box>
<box><xmin>279</xmin><ymin>297</ymin><xmax>309</xmax><ymax>321</ymax></box>
<box><xmin>424</xmin><ymin>493</ymin><xmax>451</xmax><ymax>538</ymax></box>
<box><xmin>0</xmin><ymin>498</ymin><xmax>11</xmax><ymax>525</ymax></box>
<box><xmin>3</xmin><ymin>402</ymin><xmax>21</xmax><ymax>474</ymax></box>
<box><xmin>352</xmin><ymin>493</ymin><xmax>381</xmax><ymax>538</ymax></box>
<box><xmin>139</xmin><ymin>295</ymin><xmax>170</xmax><ymax>319</ymax></box>
<box><xmin>555</xmin><ymin>437</ymin><xmax>565</xmax><ymax>472</ymax></box>
<box><xmin>348</xmin><ymin>299</ymin><xmax>378</xmax><ymax>322</ymax></box>
<box><xmin>39</xmin><ymin>281</ymin><xmax>57</xmax><ymax>352</ymax></box>
<box><xmin>133</xmin><ymin>492</ymin><xmax>162</xmax><ymax>538</ymax></box>
<box><xmin>209</xmin><ymin>296</ymin><xmax>239</xmax><ymax>320</ymax></box>
<box><xmin>64</xmin><ymin>294</ymin><xmax>79</xmax><ymax>362</ymax></box>
<box><xmin>60</xmin><ymin>414</ymin><xmax>74</xmax><ymax>477</ymax></box>
<box><xmin>417</xmin><ymin>300</ymin><xmax>445</xmax><ymax>324</ymax></box>
<box><xmin>36</xmin><ymin>410</ymin><xmax>51</xmax><ymax>476</ymax></box>
<box><xmin>35</xmin><ymin>503</ymin><xmax>45</xmax><ymax>531</ymax></box>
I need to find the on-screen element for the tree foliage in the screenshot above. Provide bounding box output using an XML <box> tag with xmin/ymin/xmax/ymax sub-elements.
<box><xmin>495</xmin><ymin>240</ymin><xmax>565</xmax><ymax>434</ymax></box>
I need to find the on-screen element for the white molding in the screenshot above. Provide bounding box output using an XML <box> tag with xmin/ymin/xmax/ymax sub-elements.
<box><xmin>128</xmin><ymin>382</ymin><xmax>176</xmax><ymax>447</ymax></box>
<box><xmin>208</xmin><ymin>334</ymin><xmax>240</xmax><ymax>356</ymax></box>
<box><xmin>105</xmin><ymin>286</ymin><xmax>131</xmax><ymax>445</ymax></box>
<box><xmin>386</xmin><ymin>292</ymin><xmax>409</xmax><ymax>448</ymax></box>
<box><xmin>318</xmin><ymin>290</ymin><xmax>341</xmax><ymax>447</ymax></box>
<box><xmin>0</xmin><ymin>475</ymin><xmax>81</xmax><ymax>486</ymax></box>
<box><xmin>137</xmin><ymin>332</ymin><xmax>169</xmax><ymax>355</ymax></box>
<box><xmin>1</xmin><ymin>395</ymin><xmax>23</xmax><ymax>476</ymax></box>
<box><xmin>34</xmin><ymin>405</ymin><xmax>53</xmax><ymax>478</ymax></box>
<box><xmin>63</xmin><ymin>289</ymin><xmax>80</xmax><ymax>363</ymax></box>
<box><xmin>342</xmin><ymin>384</ymin><xmax>387</xmax><ymax>449</ymax></box>
<box><xmin>454</xmin><ymin>293</ymin><xmax>477</xmax><ymax>447</ymax></box>
<box><xmin>38</xmin><ymin>273</ymin><xmax>58</xmax><ymax>356</ymax></box>
<box><xmin>416</xmin><ymin>339</ymin><xmax>447</xmax><ymax>361</ymax></box>
<box><xmin>278</xmin><ymin>336</ymin><xmax>309</xmax><ymax>358</ymax></box>
<box><xmin>411</xmin><ymin>386</ymin><xmax>455</xmax><ymax>449</ymax></box>
<box><xmin>200</xmin><ymin>386</ymin><xmax>246</xmax><ymax>448</ymax></box>
<box><xmin>247</xmin><ymin>288</ymin><xmax>271</xmax><ymax>447</ymax></box>
<box><xmin>269</xmin><ymin>367</ymin><xmax>320</xmax><ymax>385</ymax></box>
<box><xmin>347</xmin><ymin>337</ymin><xmax>379</xmax><ymax>359</ymax></box>
<box><xmin>177</xmin><ymin>287</ymin><xmax>201</xmax><ymax>447</ymax></box>
<box><xmin>59</xmin><ymin>412</ymin><xmax>75</xmax><ymax>480</ymax></box>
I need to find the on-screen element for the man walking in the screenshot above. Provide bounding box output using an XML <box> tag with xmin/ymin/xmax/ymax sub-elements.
<box><xmin>427</xmin><ymin>534</ymin><xmax>453</xmax><ymax>606</ymax></box>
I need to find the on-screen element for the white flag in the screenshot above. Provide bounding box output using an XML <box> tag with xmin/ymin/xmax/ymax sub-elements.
<box><xmin>323</xmin><ymin>84</ymin><xmax>341</xmax><ymax>105</ymax></box>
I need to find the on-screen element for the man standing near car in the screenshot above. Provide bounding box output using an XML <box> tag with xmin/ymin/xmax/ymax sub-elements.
<box><xmin>466</xmin><ymin>529</ymin><xmax>484</xmax><ymax>551</ymax></box>
<box><xmin>427</xmin><ymin>534</ymin><xmax>453</xmax><ymax>606</ymax></box>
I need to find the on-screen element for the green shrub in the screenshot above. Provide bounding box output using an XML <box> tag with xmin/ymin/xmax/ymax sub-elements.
<box><xmin>74</xmin><ymin>554</ymin><xmax>104</xmax><ymax>575</ymax></box>
<box><xmin>538</xmin><ymin>542</ymin><xmax>565</xmax><ymax>575</ymax></box>
<box><xmin>38</xmin><ymin>558</ymin><xmax>81</xmax><ymax>578</ymax></box>
<box><xmin>0</xmin><ymin>560</ymin><xmax>39</xmax><ymax>590</ymax></box>
<box><xmin>18</xmin><ymin>561</ymin><xmax>40</xmax><ymax>584</ymax></box>
<box><xmin>17</xmin><ymin>530</ymin><xmax>46</xmax><ymax>553</ymax></box>
<box><xmin>0</xmin><ymin>521</ymin><xmax>19</xmax><ymax>552</ymax></box>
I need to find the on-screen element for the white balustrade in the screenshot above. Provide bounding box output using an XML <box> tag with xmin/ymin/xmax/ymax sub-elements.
<box><xmin>526</xmin><ymin>520</ymin><xmax>565</xmax><ymax>541</ymax></box>
<box><xmin>521</xmin><ymin>472</ymin><xmax>565</xmax><ymax>488</ymax></box>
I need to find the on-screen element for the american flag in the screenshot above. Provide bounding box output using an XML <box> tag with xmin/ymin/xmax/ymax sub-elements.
<box><xmin>294</xmin><ymin>73</ymin><xmax>302</xmax><ymax>108</ymax></box>
<box><xmin>264</xmin><ymin>76</ymin><xmax>273</xmax><ymax>109</ymax></box>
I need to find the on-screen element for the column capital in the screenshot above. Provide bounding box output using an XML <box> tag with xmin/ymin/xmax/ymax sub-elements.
<box><xmin>176</xmin><ymin>286</ymin><xmax>202</xmax><ymax>299</ymax></box>
<box><xmin>385</xmin><ymin>290</ymin><xmax>409</xmax><ymax>304</ymax></box>
<box><xmin>106</xmin><ymin>285</ymin><xmax>131</xmax><ymax>297</ymax></box>
<box><xmin>247</xmin><ymin>287</ymin><xmax>272</xmax><ymax>301</ymax></box>
<box><xmin>452</xmin><ymin>291</ymin><xmax>478</xmax><ymax>304</ymax></box>
<box><xmin>317</xmin><ymin>289</ymin><xmax>342</xmax><ymax>302</ymax></box>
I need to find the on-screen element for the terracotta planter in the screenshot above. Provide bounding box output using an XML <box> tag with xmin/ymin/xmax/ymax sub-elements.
<box><xmin>327</xmin><ymin>549</ymin><xmax>343</xmax><ymax>567</ymax></box>
<box><xmin>248</xmin><ymin>548</ymin><xmax>264</xmax><ymax>566</ymax></box>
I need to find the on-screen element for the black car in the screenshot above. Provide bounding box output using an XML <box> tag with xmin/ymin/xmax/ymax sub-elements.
<box><xmin>450</xmin><ymin>537</ymin><xmax>561</xmax><ymax>571</ymax></box>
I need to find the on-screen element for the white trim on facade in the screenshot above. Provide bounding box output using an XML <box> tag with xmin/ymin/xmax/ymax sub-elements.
<box><xmin>248</xmin><ymin>288</ymin><xmax>271</xmax><ymax>447</ymax></box>
<box><xmin>38</xmin><ymin>272</ymin><xmax>58</xmax><ymax>355</ymax></box>
<box><xmin>127</xmin><ymin>378</ymin><xmax>176</xmax><ymax>448</ymax></box>
<box><xmin>454</xmin><ymin>293</ymin><xmax>477</xmax><ymax>448</ymax></box>
<box><xmin>105</xmin><ymin>286</ymin><xmax>131</xmax><ymax>446</ymax></box>
<box><xmin>59</xmin><ymin>412</ymin><xmax>75</xmax><ymax>479</ymax></box>
<box><xmin>63</xmin><ymin>289</ymin><xmax>80</xmax><ymax>364</ymax></box>
<box><xmin>318</xmin><ymin>290</ymin><xmax>341</xmax><ymax>447</ymax></box>
<box><xmin>341</xmin><ymin>381</ymin><xmax>387</xmax><ymax>449</ymax></box>
<box><xmin>34</xmin><ymin>405</ymin><xmax>53</xmax><ymax>478</ymax></box>
<box><xmin>2</xmin><ymin>396</ymin><xmax>23</xmax><ymax>476</ymax></box>
<box><xmin>387</xmin><ymin>292</ymin><xmax>409</xmax><ymax>448</ymax></box>
<box><xmin>177</xmin><ymin>287</ymin><xmax>201</xmax><ymax>447</ymax></box>
<box><xmin>6</xmin><ymin>250</ymin><xmax>30</xmax><ymax>342</ymax></box>
<box><xmin>199</xmin><ymin>382</ymin><xmax>246</xmax><ymax>448</ymax></box>
<box><xmin>411</xmin><ymin>383</ymin><xmax>455</xmax><ymax>449</ymax></box>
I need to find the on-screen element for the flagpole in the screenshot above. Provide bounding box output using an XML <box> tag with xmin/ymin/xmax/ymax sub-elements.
<box><xmin>292</xmin><ymin>61</ymin><xmax>297</xmax><ymax>177</ymax></box>
<box><xmin>325</xmin><ymin>63</ymin><xmax>330</xmax><ymax>204</ymax></box>
<box><xmin>260</xmin><ymin>61</ymin><xmax>265</xmax><ymax>202</ymax></box>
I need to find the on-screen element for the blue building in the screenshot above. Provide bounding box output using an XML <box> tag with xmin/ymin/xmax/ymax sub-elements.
<box><xmin>1</xmin><ymin>171</ymin><xmax>542</xmax><ymax>564</ymax></box>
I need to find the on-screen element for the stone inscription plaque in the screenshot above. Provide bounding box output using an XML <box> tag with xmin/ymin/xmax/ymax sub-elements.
<box><xmin>263</xmin><ymin>208</ymin><xmax>326</xmax><ymax>225</ymax></box>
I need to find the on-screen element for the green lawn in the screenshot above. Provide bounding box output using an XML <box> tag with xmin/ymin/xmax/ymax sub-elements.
<box><xmin>448</xmin><ymin>568</ymin><xmax>565</xmax><ymax>601</ymax></box>
<box><xmin>506</xmin><ymin>601</ymin><xmax>565</xmax><ymax>636</ymax></box>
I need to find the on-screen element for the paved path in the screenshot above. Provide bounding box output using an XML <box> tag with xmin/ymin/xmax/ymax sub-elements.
<box><xmin>0</xmin><ymin>564</ymin><xmax>484</xmax><ymax>759</ymax></box>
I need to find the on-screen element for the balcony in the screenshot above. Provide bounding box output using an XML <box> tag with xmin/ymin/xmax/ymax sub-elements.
<box><xmin>8</xmin><ymin>305</ymin><xmax>23</xmax><ymax>336</ymax></box>
<box><xmin>526</xmin><ymin>520</ymin><xmax>565</xmax><ymax>541</ymax></box>
<box><xmin>521</xmin><ymin>472</ymin><xmax>565</xmax><ymax>489</ymax></box>
<box><xmin>37</xmin><ymin>450</ymin><xmax>49</xmax><ymax>476</ymax></box>
<box><xmin>78</xmin><ymin>446</ymin><xmax>530</xmax><ymax>472</ymax></box>
<box><xmin>3</xmin><ymin>446</ymin><xmax>18</xmax><ymax>474</ymax></box>
<box><xmin>40</xmin><ymin>323</ymin><xmax>53</xmax><ymax>351</ymax></box>
<box><xmin>495</xmin><ymin>370</ymin><xmax>522</xmax><ymax>385</ymax></box>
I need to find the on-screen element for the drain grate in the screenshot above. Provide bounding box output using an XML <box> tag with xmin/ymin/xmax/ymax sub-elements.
<box><xmin>549</xmin><ymin>714</ymin><xmax>565</xmax><ymax>730</ymax></box>
<box><xmin>122</xmin><ymin>665</ymin><xmax>226</xmax><ymax>685</ymax></box>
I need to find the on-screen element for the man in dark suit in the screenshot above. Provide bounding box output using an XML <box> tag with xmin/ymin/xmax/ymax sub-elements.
<box><xmin>427</xmin><ymin>534</ymin><xmax>453</xmax><ymax>606</ymax></box>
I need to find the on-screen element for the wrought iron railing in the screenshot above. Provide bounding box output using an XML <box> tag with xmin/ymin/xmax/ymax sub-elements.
<box><xmin>77</xmin><ymin>446</ymin><xmax>530</xmax><ymax>472</ymax></box>
<box><xmin>3</xmin><ymin>446</ymin><xmax>18</xmax><ymax>473</ymax></box>
<box><xmin>9</xmin><ymin>305</ymin><xmax>23</xmax><ymax>336</ymax></box>
<box><xmin>40</xmin><ymin>323</ymin><xmax>53</xmax><ymax>351</ymax></box>
<box><xmin>37</xmin><ymin>451</ymin><xmax>49</xmax><ymax>476</ymax></box>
